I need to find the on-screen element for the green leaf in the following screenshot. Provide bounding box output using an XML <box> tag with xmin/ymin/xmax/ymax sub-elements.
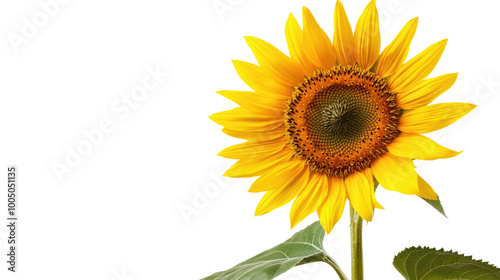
<box><xmin>202</xmin><ymin>221</ymin><xmax>334</xmax><ymax>280</ymax></box>
<box><xmin>421</xmin><ymin>195</ymin><xmax>447</xmax><ymax>218</ymax></box>
<box><xmin>394</xmin><ymin>246</ymin><xmax>500</xmax><ymax>280</ymax></box>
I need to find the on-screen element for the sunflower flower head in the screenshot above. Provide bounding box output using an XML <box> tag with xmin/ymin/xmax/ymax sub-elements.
<box><xmin>210</xmin><ymin>0</ymin><xmax>476</xmax><ymax>233</ymax></box>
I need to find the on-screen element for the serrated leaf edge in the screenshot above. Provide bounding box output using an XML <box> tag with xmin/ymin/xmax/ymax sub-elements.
<box><xmin>394</xmin><ymin>246</ymin><xmax>500</xmax><ymax>280</ymax></box>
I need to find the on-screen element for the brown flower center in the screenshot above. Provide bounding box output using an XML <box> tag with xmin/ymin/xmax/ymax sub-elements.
<box><xmin>284</xmin><ymin>65</ymin><xmax>401</xmax><ymax>178</ymax></box>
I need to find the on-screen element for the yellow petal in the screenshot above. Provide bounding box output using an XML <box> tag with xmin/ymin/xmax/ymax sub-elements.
<box><xmin>376</xmin><ymin>17</ymin><xmax>418</xmax><ymax>77</ymax></box>
<box><xmin>232</xmin><ymin>60</ymin><xmax>293</xmax><ymax>98</ymax></box>
<box><xmin>224</xmin><ymin>148</ymin><xmax>292</xmax><ymax>178</ymax></box>
<box><xmin>362</xmin><ymin>168</ymin><xmax>383</xmax><ymax>209</ymax></box>
<box><xmin>255</xmin><ymin>167</ymin><xmax>310</xmax><ymax>216</ymax></box>
<box><xmin>387</xmin><ymin>132</ymin><xmax>461</xmax><ymax>160</ymax></box>
<box><xmin>333</xmin><ymin>0</ymin><xmax>355</xmax><ymax>66</ymax></box>
<box><xmin>317</xmin><ymin>176</ymin><xmax>347</xmax><ymax>234</ymax></box>
<box><xmin>248</xmin><ymin>159</ymin><xmax>305</xmax><ymax>193</ymax></box>
<box><xmin>221</xmin><ymin>125</ymin><xmax>285</xmax><ymax>141</ymax></box>
<box><xmin>245</xmin><ymin>36</ymin><xmax>304</xmax><ymax>87</ymax></box>
<box><xmin>398</xmin><ymin>103</ymin><xmax>477</xmax><ymax>134</ymax></box>
<box><xmin>345</xmin><ymin>171</ymin><xmax>374</xmax><ymax>221</ymax></box>
<box><xmin>417</xmin><ymin>175</ymin><xmax>438</xmax><ymax>200</ymax></box>
<box><xmin>218</xmin><ymin>138</ymin><xmax>287</xmax><ymax>160</ymax></box>
<box><xmin>217</xmin><ymin>90</ymin><xmax>286</xmax><ymax>112</ymax></box>
<box><xmin>371</xmin><ymin>153</ymin><xmax>419</xmax><ymax>195</ymax></box>
<box><xmin>302</xmin><ymin>7</ymin><xmax>336</xmax><ymax>69</ymax></box>
<box><xmin>210</xmin><ymin>107</ymin><xmax>283</xmax><ymax>131</ymax></box>
<box><xmin>353</xmin><ymin>0</ymin><xmax>380</xmax><ymax>69</ymax></box>
<box><xmin>389</xmin><ymin>39</ymin><xmax>447</xmax><ymax>92</ymax></box>
<box><xmin>397</xmin><ymin>73</ymin><xmax>458</xmax><ymax>109</ymax></box>
<box><xmin>290</xmin><ymin>173</ymin><xmax>328</xmax><ymax>228</ymax></box>
<box><xmin>285</xmin><ymin>13</ymin><xmax>317</xmax><ymax>75</ymax></box>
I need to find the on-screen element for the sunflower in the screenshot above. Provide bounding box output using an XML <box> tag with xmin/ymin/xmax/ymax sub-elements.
<box><xmin>210</xmin><ymin>0</ymin><xmax>476</xmax><ymax>233</ymax></box>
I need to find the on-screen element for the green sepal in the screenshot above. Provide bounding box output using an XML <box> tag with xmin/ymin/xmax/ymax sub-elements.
<box><xmin>421</xmin><ymin>195</ymin><xmax>447</xmax><ymax>218</ymax></box>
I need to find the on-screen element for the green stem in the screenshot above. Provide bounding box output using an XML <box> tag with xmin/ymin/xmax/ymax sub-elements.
<box><xmin>350</xmin><ymin>204</ymin><xmax>363</xmax><ymax>280</ymax></box>
<box><xmin>323</xmin><ymin>254</ymin><xmax>349</xmax><ymax>280</ymax></box>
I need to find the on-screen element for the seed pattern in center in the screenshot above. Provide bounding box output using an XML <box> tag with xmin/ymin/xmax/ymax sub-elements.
<box><xmin>285</xmin><ymin>65</ymin><xmax>401</xmax><ymax>178</ymax></box>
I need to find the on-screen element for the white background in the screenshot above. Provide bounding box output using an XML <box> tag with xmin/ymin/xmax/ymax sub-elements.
<box><xmin>0</xmin><ymin>0</ymin><xmax>499</xmax><ymax>279</ymax></box>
